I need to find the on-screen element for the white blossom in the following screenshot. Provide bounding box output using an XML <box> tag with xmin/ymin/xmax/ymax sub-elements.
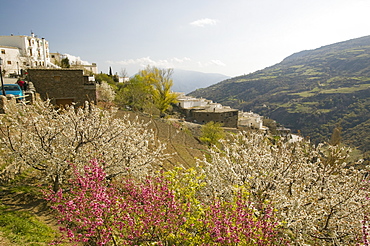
<box><xmin>198</xmin><ymin>131</ymin><xmax>369</xmax><ymax>245</ymax></box>
<box><xmin>96</xmin><ymin>81</ymin><xmax>116</xmax><ymax>102</ymax></box>
<box><xmin>0</xmin><ymin>100</ymin><xmax>167</xmax><ymax>190</ymax></box>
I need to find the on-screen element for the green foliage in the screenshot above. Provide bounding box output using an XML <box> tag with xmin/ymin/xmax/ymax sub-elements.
<box><xmin>60</xmin><ymin>57</ymin><xmax>70</xmax><ymax>68</ymax></box>
<box><xmin>0</xmin><ymin>204</ymin><xmax>55</xmax><ymax>245</ymax></box>
<box><xmin>115</xmin><ymin>66</ymin><xmax>178</xmax><ymax>116</ymax></box>
<box><xmin>163</xmin><ymin>167</ymin><xmax>207</xmax><ymax>244</ymax></box>
<box><xmin>115</xmin><ymin>74</ymin><xmax>156</xmax><ymax>112</ymax></box>
<box><xmin>138</xmin><ymin>66</ymin><xmax>178</xmax><ymax>116</ymax></box>
<box><xmin>199</xmin><ymin>121</ymin><xmax>226</xmax><ymax>147</ymax></box>
<box><xmin>95</xmin><ymin>73</ymin><xmax>115</xmax><ymax>85</ymax></box>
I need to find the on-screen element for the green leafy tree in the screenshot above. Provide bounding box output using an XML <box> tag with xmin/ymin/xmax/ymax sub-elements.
<box><xmin>95</xmin><ymin>73</ymin><xmax>115</xmax><ymax>85</ymax></box>
<box><xmin>109</xmin><ymin>66</ymin><xmax>113</xmax><ymax>77</ymax></box>
<box><xmin>115</xmin><ymin>66</ymin><xmax>178</xmax><ymax>116</ymax></box>
<box><xmin>115</xmin><ymin>74</ymin><xmax>155</xmax><ymax>112</ymax></box>
<box><xmin>138</xmin><ymin>66</ymin><xmax>178</xmax><ymax>116</ymax></box>
<box><xmin>60</xmin><ymin>57</ymin><xmax>70</xmax><ymax>68</ymax></box>
<box><xmin>199</xmin><ymin>121</ymin><xmax>226</xmax><ymax>147</ymax></box>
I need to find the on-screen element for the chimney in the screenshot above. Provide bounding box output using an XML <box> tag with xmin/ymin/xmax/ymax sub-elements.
<box><xmin>42</xmin><ymin>38</ymin><xmax>47</xmax><ymax>67</ymax></box>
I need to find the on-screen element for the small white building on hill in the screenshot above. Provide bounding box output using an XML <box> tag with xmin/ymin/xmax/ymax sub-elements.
<box><xmin>239</xmin><ymin>111</ymin><xmax>265</xmax><ymax>129</ymax></box>
<box><xmin>176</xmin><ymin>93</ymin><xmax>211</xmax><ymax>109</ymax></box>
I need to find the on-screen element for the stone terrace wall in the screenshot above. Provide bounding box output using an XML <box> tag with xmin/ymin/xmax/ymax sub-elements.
<box><xmin>27</xmin><ymin>69</ymin><xmax>96</xmax><ymax>106</ymax></box>
<box><xmin>0</xmin><ymin>95</ymin><xmax>18</xmax><ymax>114</ymax></box>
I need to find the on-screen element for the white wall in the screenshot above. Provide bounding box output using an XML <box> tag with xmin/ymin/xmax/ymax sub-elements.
<box><xmin>0</xmin><ymin>47</ymin><xmax>22</xmax><ymax>76</ymax></box>
<box><xmin>0</xmin><ymin>34</ymin><xmax>51</xmax><ymax>72</ymax></box>
<box><xmin>239</xmin><ymin>112</ymin><xmax>263</xmax><ymax>129</ymax></box>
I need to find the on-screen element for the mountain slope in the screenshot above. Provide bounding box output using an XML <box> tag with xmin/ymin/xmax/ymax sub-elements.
<box><xmin>189</xmin><ymin>35</ymin><xmax>370</xmax><ymax>155</ymax></box>
<box><xmin>172</xmin><ymin>69</ymin><xmax>230</xmax><ymax>94</ymax></box>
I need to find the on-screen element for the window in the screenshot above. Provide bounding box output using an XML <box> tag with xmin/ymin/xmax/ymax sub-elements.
<box><xmin>7</xmin><ymin>61</ymin><xmax>11</xmax><ymax>65</ymax></box>
<box><xmin>1</xmin><ymin>49</ymin><xmax>5</xmax><ymax>54</ymax></box>
<box><xmin>56</xmin><ymin>98</ymin><xmax>74</xmax><ymax>106</ymax></box>
<box><xmin>54</xmin><ymin>76</ymin><xmax>61</xmax><ymax>82</ymax></box>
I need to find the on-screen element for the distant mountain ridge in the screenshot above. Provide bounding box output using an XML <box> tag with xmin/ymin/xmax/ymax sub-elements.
<box><xmin>284</xmin><ymin>35</ymin><xmax>370</xmax><ymax>62</ymax></box>
<box><xmin>171</xmin><ymin>69</ymin><xmax>230</xmax><ymax>94</ymax></box>
<box><xmin>189</xmin><ymin>35</ymin><xmax>370</xmax><ymax>156</ymax></box>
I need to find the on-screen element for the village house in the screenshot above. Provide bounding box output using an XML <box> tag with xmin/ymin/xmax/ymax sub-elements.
<box><xmin>191</xmin><ymin>104</ymin><xmax>239</xmax><ymax>128</ymax></box>
<box><xmin>176</xmin><ymin>93</ymin><xmax>269</xmax><ymax>130</ymax></box>
<box><xmin>0</xmin><ymin>33</ymin><xmax>57</xmax><ymax>78</ymax></box>
<box><xmin>238</xmin><ymin>111</ymin><xmax>266</xmax><ymax>130</ymax></box>
<box><xmin>0</xmin><ymin>33</ymin><xmax>99</xmax><ymax>108</ymax></box>
<box><xmin>50</xmin><ymin>52</ymin><xmax>98</xmax><ymax>75</ymax></box>
<box><xmin>176</xmin><ymin>93</ymin><xmax>211</xmax><ymax>108</ymax></box>
<box><xmin>176</xmin><ymin>94</ymin><xmax>238</xmax><ymax>128</ymax></box>
<box><xmin>27</xmin><ymin>68</ymin><xmax>96</xmax><ymax>106</ymax></box>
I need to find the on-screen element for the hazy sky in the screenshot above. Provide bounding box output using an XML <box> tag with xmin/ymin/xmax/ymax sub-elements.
<box><xmin>1</xmin><ymin>0</ymin><xmax>370</xmax><ymax>77</ymax></box>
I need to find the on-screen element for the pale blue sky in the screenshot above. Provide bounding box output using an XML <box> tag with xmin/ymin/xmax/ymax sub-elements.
<box><xmin>1</xmin><ymin>0</ymin><xmax>370</xmax><ymax>77</ymax></box>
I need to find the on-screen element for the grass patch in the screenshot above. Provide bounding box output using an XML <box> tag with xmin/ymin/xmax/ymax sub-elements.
<box><xmin>287</xmin><ymin>104</ymin><xmax>313</xmax><ymax>114</ymax></box>
<box><xmin>289</xmin><ymin>89</ymin><xmax>318</xmax><ymax>98</ymax></box>
<box><xmin>289</xmin><ymin>83</ymin><xmax>370</xmax><ymax>97</ymax></box>
<box><xmin>0</xmin><ymin>204</ymin><xmax>56</xmax><ymax>245</ymax></box>
<box><xmin>317</xmin><ymin>109</ymin><xmax>331</xmax><ymax>113</ymax></box>
<box><xmin>320</xmin><ymin>83</ymin><xmax>370</xmax><ymax>94</ymax></box>
<box><xmin>302</xmin><ymin>69</ymin><xmax>323</xmax><ymax>76</ymax></box>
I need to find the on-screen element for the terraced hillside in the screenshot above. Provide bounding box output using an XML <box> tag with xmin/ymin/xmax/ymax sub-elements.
<box><xmin>189</xmin><ymin>35</ymin><xmax>370</xmax><ymax>156</ymax></box>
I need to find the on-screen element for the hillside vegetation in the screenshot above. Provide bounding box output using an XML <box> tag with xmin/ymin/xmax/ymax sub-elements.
<box><xmin>1</xmin><ymin>99</ymin><xmax>369</xmax><ymax>245</ymax></box>
<box><xmin>2</xmin><ymin>47</ymin><xmax>370</xmax><ymax>245</ymax></box>
<box><xmin>189</xmin><ymin>35</ymin><xmax>370</xmax><ymax>157</ymax></box>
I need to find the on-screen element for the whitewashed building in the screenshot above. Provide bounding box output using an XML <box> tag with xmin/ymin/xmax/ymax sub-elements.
<box><xmin>239</xmin><ymin>111</ymin><xmax>265</xmax><ymax>130</ymax></box>
<box><xmin>176</xmin><ymin>93</ymin><xmax>211</xmax><ymax>109</ymax></box>
<box><xmin>0</xmin><ymin>46</ymin><xmax>22</xmax><ymax>77</ymax></box>
<box><xmin>50</xmin><ymin>52</ymin><xmax>98</xmax><ymax>74</ymax></box>
<box><xmin>0</xmin><ymin>33</ymin><xmax>57</xmax><ymax>77</ymax></box>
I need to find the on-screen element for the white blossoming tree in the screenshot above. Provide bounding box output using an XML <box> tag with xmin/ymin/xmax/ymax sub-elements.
<box><xmin>0</xmin><ymin>100</ymin><xmax>167</xmax><ymax>191</ymax></box>
<box><xmin>198</xmin><ymin>131</ymin><xmax>369</xmax><ymax>245</ymax></box>
<box><xmin>96</xmin><ymin>81</ymin><xmax>116</xmax><ymax>103</ymax></box>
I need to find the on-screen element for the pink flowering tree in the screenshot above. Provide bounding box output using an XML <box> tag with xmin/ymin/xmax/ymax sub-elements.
<box><xmin>199</xmin><ymin>191</ymin><xmax>283</xmax><ymax>246</ymax></box>
<box><xmin>45</xmin><ymin>159</ymin><xmax>120</xmax><ymax>245</ymax></box>
<box><xmin>45</xmin><ymin>160</ymin><xmax>287</xmax><ymax>245</ymax></box>
<box><xmin>45</xmin><ymin>159</ymin><xmax>190</xmax><ymax>245</ymax></box>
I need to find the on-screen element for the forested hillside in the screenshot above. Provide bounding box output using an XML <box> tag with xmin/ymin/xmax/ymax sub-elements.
<box><xmin>189</xmin><ymin>35</ymin><xmax>370</xmax><ymax>156</ymax></box>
